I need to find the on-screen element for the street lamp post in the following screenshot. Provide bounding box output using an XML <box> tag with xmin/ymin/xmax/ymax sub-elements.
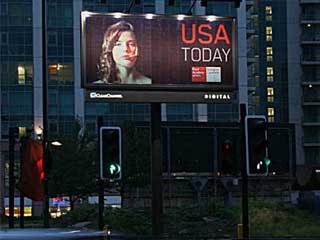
<box><xmin>42</xmin><ymin>0</ymin><xmax>49</xmax><ymax>228</ymax></box>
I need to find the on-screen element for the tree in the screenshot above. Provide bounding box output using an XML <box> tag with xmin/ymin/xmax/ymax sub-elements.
<box><xmin>121</xmin><ymin>121</ymin><xmax>150</xmax><ymax>206</ymax></box>
<box><xmin>48</xmin><ymin>119</ymin><xmax>98</xmax><ymax>209</ymax></box>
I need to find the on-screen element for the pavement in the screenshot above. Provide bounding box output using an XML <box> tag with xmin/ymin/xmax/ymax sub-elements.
<box><xmin>0</xmin><ymin>228</ymin><xmax>107</xmax><ymax>240</ymax></box>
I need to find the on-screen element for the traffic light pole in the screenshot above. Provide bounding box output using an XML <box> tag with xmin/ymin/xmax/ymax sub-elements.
<box><xmin>42</xmin><ymin>0</ymin><xmax>50</xmax><ymax>228</ymax></box>
<box><xmin>19</xmin><ymin>137</ymin><xmax>27</xmax><ymax>228</ymax></box>
<box><xmin>97</xmin><ymin>116</ymin><xmax>104</xmax><ymax>230</ymax></box>
<box><xmin>151</xmin><ymin>103</ymin><xmax>163</xmax><ymax>235</ymax></box>
<box><xmin>240</xmin><ymin>104</ymin><xmax>249</xmax><ymax>239</ymax></box>
<box><xmin>9</xmin><ymin>127</ymin><xmax>15</xmax><ymax>228</ymax></box>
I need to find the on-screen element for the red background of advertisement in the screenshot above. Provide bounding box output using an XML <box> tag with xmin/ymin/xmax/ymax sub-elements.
<box><xmin>192</xmin><ymin>67</ymin><xmax>207</xmax><ymax>83</ymax></box>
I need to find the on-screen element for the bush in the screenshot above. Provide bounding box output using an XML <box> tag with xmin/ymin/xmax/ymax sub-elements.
<box><xmin>208</xmin><ymin>201</ymin><xmax>240</xmax><ymax>222</ymax></box>
<box><xmin>249</xmin><ymin>200</ymin><xmax>320</xmax><ymax>237</ymax></box>
<box><xmin>57</xmin><ymin>203</ymin><xmax>97</xmax><ymax>226</ymax></box>
<box><xmin>104</xmin><ymin>207</ymin><xmax>152</xmax><ymax>235</ymax></box>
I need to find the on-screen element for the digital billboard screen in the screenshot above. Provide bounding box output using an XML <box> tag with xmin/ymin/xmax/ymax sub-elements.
<box><xmin>81</xmin><ymin>12</ymin><xmax>237</xmax><ymax>102</ymax></box>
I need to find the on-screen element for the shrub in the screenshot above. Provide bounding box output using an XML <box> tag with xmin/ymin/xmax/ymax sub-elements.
<box><xmin>104</xmin><ymin>207</ymin><xmax>152</xmax><ymax>235</ymax></box>
<box><xmin>57</xmin><ymin>203</ymin><xmax>97</xmax><ymax>226</ymax></box>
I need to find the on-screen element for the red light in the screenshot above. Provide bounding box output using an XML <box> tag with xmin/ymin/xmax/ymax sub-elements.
<box><xmin>53</xmin><ymin>197</ymin><xmax>64</xmax><ymax>201</ymax></box>
<box><xmin>37</xmin><ymin>158</ymin><xmax>44</xmax><ymax>181</ymax></box>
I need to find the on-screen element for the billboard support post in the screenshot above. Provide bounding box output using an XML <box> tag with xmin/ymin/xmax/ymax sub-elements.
<box><xmin>151</xmin><ymin>103</ymin><xmax>163</xmax><ymax>235</ymax></box>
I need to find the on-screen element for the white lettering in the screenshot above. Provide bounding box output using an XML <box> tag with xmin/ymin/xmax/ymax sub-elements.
<box><xmin>203</xmin><ymin>93</ymin><xmax>231</xmax><ymax>100</ymax></box>
<box><xmin>222</xmin><ymin>48</ymin><xmax>231</xmax><ymax>62</ymax></box>
<box><xmin>202</xmin><ymin>48</ymin><xmax>212</xmax><ymax>62</ymax></box>
<box><xmin>191</xmin><ymin>48</ymin><xmax>201</xmax><ymax>62</ymax></box>
<box><xmin>181</xmin><ymin>47</ymin><xmax>231</xmax><ymax>63</ymax></box>
<box><xmin>212</xmin><ymin>48</ymin><xmax>222</xmax><ymax>62</ymax></box>
<box><xmin>90</xmin><ymin>92</ymin><xmax>123</xmax><ymax>99</ymax></box>
<box><xmin>181</xmin><ymin>47</ymin><xmax>190</xmax><ymax>62</ymax></box>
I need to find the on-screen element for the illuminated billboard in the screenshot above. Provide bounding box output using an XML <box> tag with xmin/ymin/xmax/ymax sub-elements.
<box><xmin>81</xmin><ymin>12</ymin><xmax>237</xmax><ymax>102</ymax></box>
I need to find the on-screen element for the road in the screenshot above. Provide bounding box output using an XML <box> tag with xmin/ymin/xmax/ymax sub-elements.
<box><xmin>0</xmin><ymin>228</ymin><xmax>106</xmax><ymax>240</ymax></box>
<box><xmin>2</xmin><ymin>229</ymin><xmax>320</xmax><ymax>240</ymax></box>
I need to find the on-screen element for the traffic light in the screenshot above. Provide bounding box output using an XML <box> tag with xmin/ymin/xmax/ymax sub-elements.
<box><xmin>100</xmin><ymin>127</ymin><xmax>121</xmax><ymax>180</ymax></box>
<box><xmin>245</xmin><ymin>116</ymin><xmax>270</xmax><ymax>176</ymax></box>
<box><xmin>221</xmin><ymin>139</ymin><xmax>234</xmax><ymax>175</ymax></box>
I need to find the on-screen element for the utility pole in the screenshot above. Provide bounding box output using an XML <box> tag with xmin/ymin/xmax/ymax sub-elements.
<box><xmin>42</xmin><ymin>0</ymin><xmax>50</xmax><ymax>228</ymax></box>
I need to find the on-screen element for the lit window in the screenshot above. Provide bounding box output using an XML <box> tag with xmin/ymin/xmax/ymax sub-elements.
<box><xmin>265</xmin><ymin>6</ymin><xmax>272</xmax><ymax>15</ymax></box>
<box><xmin>266</xmin><ymin>35</ymin><xmax>272</xmax><ymax>41</ymax></box>
<box><xmin>18</xmin><ymin>127</ymin><xmax>27</xmax><ymax>137</ymax></box>
<box><xmin>48</xmin><ymin>64</ymin><xmax>63</xmax><ymax>74</ymax></box>
<box><xmin>49</xmin><ymin>64</ymin><xmax>58</xmax><ymax>74</ymax></box>
<box><xmin>18</xmin><ymin>66</ymin><xmax>25</xmax><ymax>84</ymax></box>
<box><xmin>267</xmin><ymin>67</ymin><xmax>273</xmax><ymax>76</ymax></box>
<box><xmin>48</xmin><ymin>63</ymin><xmax>73</xmax><ymax>83</ymax></box>
<box><xmin>266</xmin><ymin>47</ymin><xmax>273</xmax><ymax>62</ymax></box>
<box><xmin>266</xmin><ymin>26</ymin><xmax>272</xmax><ymax>35</ymax></box>
<box><xmin>266</xmin><ymin>26</ymin><xmax>272</xmax><ymax>42</ymax></box>
<box><xmin>267</xmin><ymin>76</ymin><xmax>274</xmax><ymax>82</ymax></box>
<box><xmin>267</xmin><ymin>87</ymin><xmax>274</xmax><ymax>102</ymax></box>
<box><xmin>267</xmin><ymin>107</ymin><xmax>274</xmax><ymax>122</ymax></box>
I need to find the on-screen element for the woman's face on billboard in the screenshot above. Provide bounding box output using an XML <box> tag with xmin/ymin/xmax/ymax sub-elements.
<box><xmin>112</xmin><ymin>31</ymin><xmax>138</xmax><ymax>69</ymax></box>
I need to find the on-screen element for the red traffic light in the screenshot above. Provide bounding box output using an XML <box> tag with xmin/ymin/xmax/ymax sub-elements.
<box><xmin>222</xmin><ymin>140</ymin><xmax>233</xmax><ymax>152</ymax></box>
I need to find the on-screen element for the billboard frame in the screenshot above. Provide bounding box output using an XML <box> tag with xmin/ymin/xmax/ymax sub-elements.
<box><xmin>81</xmin><ymin>12</ymin><xmax>238</xmax><ymax>102</ymax></box>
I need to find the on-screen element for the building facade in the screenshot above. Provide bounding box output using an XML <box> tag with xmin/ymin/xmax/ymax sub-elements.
<box><xmin>299</xmin><ymin>0</ymin><xmax>320</xmax><ymax>165</ymax></box>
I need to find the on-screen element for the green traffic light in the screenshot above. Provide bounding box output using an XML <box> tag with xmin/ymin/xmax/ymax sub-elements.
<box><xmin>108</xmin><ymin>163</ymin><xmax>121</xmax><ymax>175</ymax></box>
<box><xmin>110</xmin><ymin>164</ymin><xmax>116</xmax><ymax>174</ymax></box>
<box><xmin>264</xmin><ymin>157</ymin><xmax>271</xmax><ymax>166</ymax></box>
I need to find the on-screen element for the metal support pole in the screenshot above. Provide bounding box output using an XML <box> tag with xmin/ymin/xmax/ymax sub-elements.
<box><xmin>98</xmin><ymin>116</ymin><xmax>104</xmax><ymax>230</ymax></box>
<box><xmin>213</xmin><ymin>128</ymin><xmax>218</xmax><ymax>200</ymax></box>
<box><xmin>151</xmin><ymin>103</ymin><xmax>163</xmax><ymax>235</ymax></box>
<box><xmin>9</xmin><ymin>127</ymin><xmax>15</xmax><ymax>228</ymax></box>
<box><xmin>240</xmin><ymin>103</ymin><xmax>249</xmax><ymax>239</ymax></box>
<box><xmin>166</xmin><ymin>127</ymin><xmax>171</xmax><ymax>207</ymax></box>
<box><xmin>42</xmin><ymin>0</ymin><xmax>49</xmax><ymax>228</ymax></box>
<box><xmin>288</xmin><ymin>128</ymin><xmax>293</xmax><ymax>199</ymax></box>
<box><xmin>19</xmin><ymin>137</ymin><xmax>26</xmax><ymax>228</ymax></box>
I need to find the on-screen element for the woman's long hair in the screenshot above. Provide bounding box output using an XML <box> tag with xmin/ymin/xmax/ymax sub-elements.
<box><xmin>97</xmin><ymin>21</ymin><xmax>135</xmax><ymax>83</ymax></box>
